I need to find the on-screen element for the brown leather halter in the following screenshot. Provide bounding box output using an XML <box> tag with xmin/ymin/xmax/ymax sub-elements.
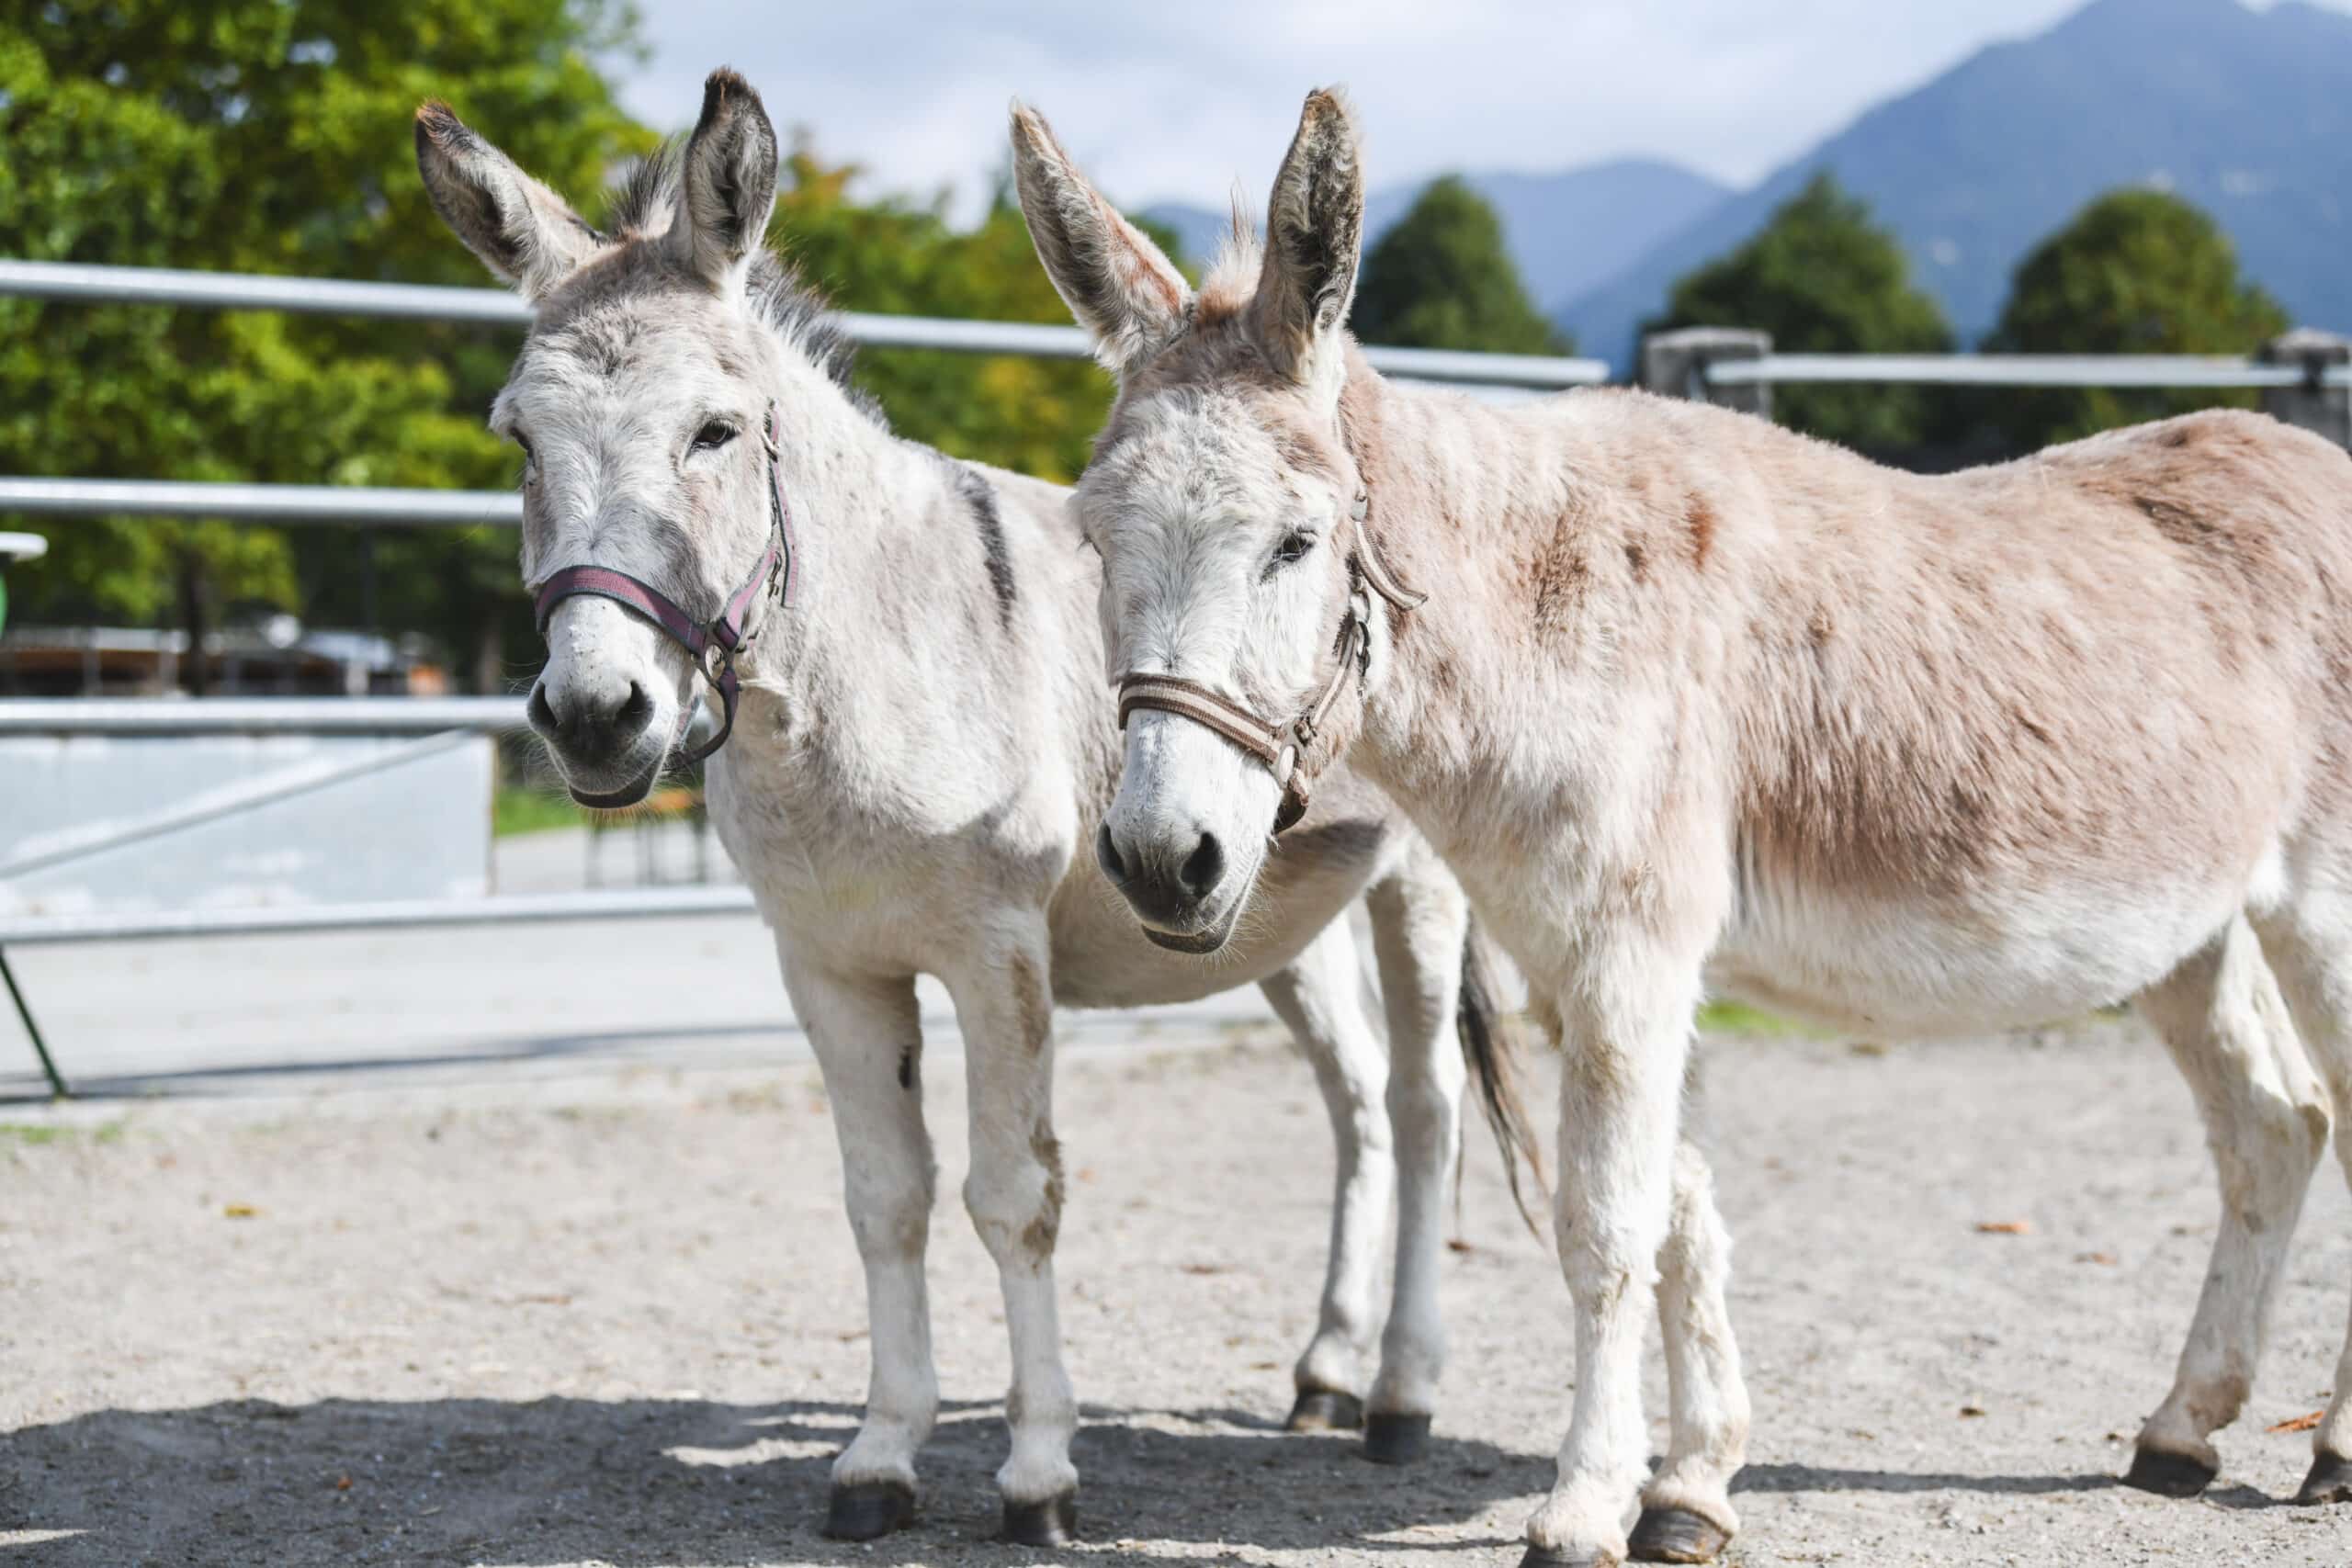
<box><xmin>1114</xmin><ymin>488</ymin><xmax>1423</xmax><ymax>835</ymax></box>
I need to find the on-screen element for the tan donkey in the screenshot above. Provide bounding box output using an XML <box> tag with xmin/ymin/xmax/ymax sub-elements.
<box><xmin>1013</xmin><ymin>88</ymin><xmax>2352</xmax><ymax>1566</ymax></box>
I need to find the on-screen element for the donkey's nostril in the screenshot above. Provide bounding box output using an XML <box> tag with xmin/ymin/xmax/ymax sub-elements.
<box><xmin>1095</xmin><ymin>822</ymin><xmax>1129</xmax><ymax>885</ymax></box>
<box><xmin>1178</xmin><ymin>831</ymin><xmax>1224</xmax><ymax>900</ymax></box>
<box><xmin>526</xmin><ymin>682</ymin><xmax>560</xmax><ymax>739</ymax></box>
<box><xmin>616</xmin><ymin>681</ymin><xmax>652</xmax><ymax>731</ymax></box>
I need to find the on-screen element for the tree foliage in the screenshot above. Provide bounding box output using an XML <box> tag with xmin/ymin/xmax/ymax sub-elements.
<box><xmin>0</xmin><ymin>0</ymin><xmax>654</xmax><ymax>689</ymax></box>
<box><xmin>1648</xmin><ymin>174</ymin><xmax>1952</xmax><ymax>451</ymax></box>
<box><xmin>773</xmin><ymin>151</ymin><xmax>1139</xmax><ymax>485</ymax></box>
<box><xmin>0</xmin><ymin>8</ymin><xmax>1168</xmax><ymax>688</ymax></box>
<box><xmin>1984</xmin><ymin>187</ymin><xmax>2289</xmax><ymax>447</ymax></box>
<box><xmin>1351</xmin><ymin>175</ymin><xmax>1566</xmax><ymax>355</ymax></box>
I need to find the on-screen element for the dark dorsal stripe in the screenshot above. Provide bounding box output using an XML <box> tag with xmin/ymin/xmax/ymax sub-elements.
<box><xmin>954</xmin><ymin>464</ymin><xmax>1017</xmax><ymax>626</ymax></box>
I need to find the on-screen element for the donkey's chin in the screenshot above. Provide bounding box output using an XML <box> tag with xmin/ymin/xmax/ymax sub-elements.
<box><xmin>1139</xmin><ymin>895</ymin><xmax>1245</xmax><ymax>955</ymax></box>
<box><xmin>553</xmin><ymin>739</ymin><xmax>672</xmax><ymax>811</ymax></box>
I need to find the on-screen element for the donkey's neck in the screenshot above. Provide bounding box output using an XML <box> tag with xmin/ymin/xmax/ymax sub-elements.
<box><xmin>732</xmin><ymin>367</ymin><xmax>949</xmax><ymax>705</ymax></box>
<box><xmin>1339</xmin><ymin>355</ymin><xmax>1605</xmax><ymax>822</ymax></box>
<box><xmin>721</xmin><ymin>342</ymin><xmax>1072</xmax><ymax>828</ymax></box>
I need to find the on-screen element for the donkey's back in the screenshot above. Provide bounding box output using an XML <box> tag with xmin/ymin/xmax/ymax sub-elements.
<box><xmin>1586</xmin><ymin>398</ymin><xmax>2352</xmax><ymax>1032</ymax></box>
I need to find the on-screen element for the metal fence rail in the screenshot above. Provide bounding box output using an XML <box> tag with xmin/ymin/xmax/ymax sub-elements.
<box><xmin>0</xmin><ymin>886</ymin><xmax>756</xmax><ymax>948</ymax></box>
<box><xmin>0</xmin><ymin>260</ymin><xmax>1603</xmax><ymax>1097</ymax></box>
<box><xmin>0</xmin><ymin>883</ymin><xmax>763</xmax><ymax>1097</ymax></box>
<box><xmin>0</xmin><ymin>696</ymin><xmax>528</xmax><ymax>734</ymax></box>
<box><xmin>1707</xmin><ymin>353</ymin><xmax>2347</xmax><ymax>389</ymax></box>
<box><xmin>0</xmin><ymin>476</ymin><xmax>522</xmax><ymax>527</ymax></box>
<box><xmin>0</xmin><ymin>689</ymin><xmax>685</xmax><ymax>1095</ymax></box>
<box><xmin>0</xmin><ymin>259</ymin><xmax>1611</xmax><ymax>389</ymax></box>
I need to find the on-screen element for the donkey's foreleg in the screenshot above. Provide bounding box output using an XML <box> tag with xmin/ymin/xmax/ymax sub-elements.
<box><xmin>783</xmin><ymin>956</ymin><xmax>936</xmax><ymax>1541</ymax></box>
<box><xmin>1526</xmin><ymin>947</ymin><xmax>1707</xmax><ymax>1568</ymax></box>
<box><xmin>1258</xmin><ymin>920</ymin><xmax>1393</xmax><ymax>1433</ymax></box>
<box><xmin>2126</xmin><ymin>918</ymin><xmax>2330</xmax><ymax>1499</ymax></box>
<box><xmin>1632</xmin><ymin>1126</ymin><xmax>1748</xmax><ymax>1563</ymax></box>
<box><xmin>1362</xmin><ymin>858</ymin><xmax>1471</xmax><ymax>1464</ymax></box>
<box><xmin>942</xmin><ymin>919</ymin><xmax>1080</xmax><ymax>1545</ymax></box>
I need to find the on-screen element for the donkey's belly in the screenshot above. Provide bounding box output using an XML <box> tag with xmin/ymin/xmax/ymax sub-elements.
<box><xmin>1709</xmin><ymin>869</ymin><xmax>2257</xmax><ymax>1037</ymax></box>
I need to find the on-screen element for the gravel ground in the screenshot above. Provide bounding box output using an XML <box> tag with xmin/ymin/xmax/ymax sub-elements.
<box><xmin>4</xmin><ymin>1016</ymin><xmax>2349</xmax><ymax>1567</ymax></box>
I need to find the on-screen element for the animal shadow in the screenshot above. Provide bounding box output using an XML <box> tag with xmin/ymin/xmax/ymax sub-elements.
<box><xmin>0</xmin><ymin>1394</ymin><xmax>1553</xmax><ymax>1566</ymax></box>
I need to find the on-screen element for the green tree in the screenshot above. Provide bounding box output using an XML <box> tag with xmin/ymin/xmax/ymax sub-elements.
<box><xmin>773</xmin><ymin>149</ymin><xmax>1148</xmax><ymax>484</ymax></box>
<box><xmin>0</xmin><ymin>1</ymin><xmax>651</xmax><ymax>690</ymax></box>
<box><xmin>1351</xmin><ymin>175</ymin><xmax>1566</xmax><ymax>355</ymax></box>
<box><xmin>1985</xmin><ymin>188</ymin><xmax>2289</xmax><ymax>448</ymax></box>
<box><xmin>1648</xmin><ymin>174</ymin><xmax>1952</xmax><ymax>451</ymax></box>
<box><xmin>2</xmin><ymin>8</ymin><xmax>1157</xmax><ymax>694</ymax></box>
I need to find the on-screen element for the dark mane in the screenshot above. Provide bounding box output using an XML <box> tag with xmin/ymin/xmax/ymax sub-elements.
<box><xmin>600</xmin><ymin>138</ymin><xmax>876</xmax><ymax>420</ymax></box>
<box><xmin>606</xmin><ymin>139</ymin><xmax>682</xmax><ymax>235</ymax></box>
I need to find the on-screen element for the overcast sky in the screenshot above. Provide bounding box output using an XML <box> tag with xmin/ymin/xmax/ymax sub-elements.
<box><xmin>621</xmin><ymin>1</ymin><xmax>2338</xmax><ymax>219</ymax></box>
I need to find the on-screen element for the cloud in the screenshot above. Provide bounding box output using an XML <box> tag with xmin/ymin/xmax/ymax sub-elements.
<box><xmin>619</xmin><ymin>1</ymin><xmax>2299</xmax><ymax>218</ymax></box>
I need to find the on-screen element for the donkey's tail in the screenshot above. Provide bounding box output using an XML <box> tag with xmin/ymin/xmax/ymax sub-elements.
<box><xmin>1456</xmin><ymin>921</ymin><xmax>1551</xmax><ymax>1237</ymax></box>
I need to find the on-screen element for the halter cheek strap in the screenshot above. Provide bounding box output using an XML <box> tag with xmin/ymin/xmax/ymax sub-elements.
<box><xmin>531</xmin><ymin>402</ymin><xmax>798</xmax><ymax>767</ymax></box>
<box><xmin>1114</xmin><ymin>488</ymin><xmax>1424</xmax><ymax>835</ymax></box>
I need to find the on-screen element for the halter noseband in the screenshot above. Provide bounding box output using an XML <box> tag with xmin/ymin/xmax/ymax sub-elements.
<box><xmin>1114</xmin><ymin>487</ymin><xmax>1424</xmax><ymax>835</ymax></box>
<box><xmin>531</xmin><ymin>402</ymin><xmax>798</xmax><ymax>770</ymax></box>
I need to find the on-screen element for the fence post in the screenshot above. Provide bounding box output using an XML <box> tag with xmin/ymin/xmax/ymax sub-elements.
<box><xmin>1639</xmin><ymin>327</ymin><xmax>1772</xmax><ymax>418</ymax></box>
<box><xmin>2257</xmin><ymin>328</ymin><xmax>2352</xmax><ymax>447</ymax></box>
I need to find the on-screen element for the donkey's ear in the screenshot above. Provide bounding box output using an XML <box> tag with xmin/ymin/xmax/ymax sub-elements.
<box><xmin>1010</xmin><ymin>102</ymin><xmax>1189</xmax><ymax>371</ymax></box>
<box><xmin>1255</xmin><ymin>87</ymin><xmax>1364</xmax><ymax>382</ymax></box>
<box><xmin>414</xmin><ymin>101</ymin><xmax>605</xmax><ymax>299</ymax></box>
<box><xmin>674</xmin><ymin>68</ymin><xmax>779</xmax><ymax>286</ymax></box>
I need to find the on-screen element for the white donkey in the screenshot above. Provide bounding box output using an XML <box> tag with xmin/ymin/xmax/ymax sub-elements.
<box><xmin>1013</xmin><ymin>88</ymin><xmax>2352</xmax><ymax>1567</ymax></box>
<box><xmin>415</xmin><ymin>71</ymin><xmax>1541</xmax><ymax>1549</ymax></box>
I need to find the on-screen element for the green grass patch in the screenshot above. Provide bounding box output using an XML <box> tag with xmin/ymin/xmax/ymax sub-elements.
<box><xmin>493</xmin><ymin>786</ymin><xmax>594</xmax><ymax>839</ymax></box>
<box><xmin>0</xmin><ymin>1119</ymin><xmax>126</xmax><ymax>1145</ymax></box>
<box><xmin>1695</xmin><ymin>1000</ymin><xmax>1823</xmax><ymax>1038</ymax></box>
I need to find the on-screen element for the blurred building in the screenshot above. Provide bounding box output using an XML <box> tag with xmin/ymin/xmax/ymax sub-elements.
<box><xmin>0</xmin><ymin>623</ymin><xmax>447</xmax><ymax>698</ymax></box>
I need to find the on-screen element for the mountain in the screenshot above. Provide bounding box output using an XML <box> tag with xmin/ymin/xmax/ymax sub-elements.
<box><xmin>1559</xmin><ymin>0</ymin><xmax>2352</xmax><ymax>368</ymax></box>
<box><xmin>1142</xmin><ymin>158</ymin><xmax>1728</xmax><ymax>329</ymax></box>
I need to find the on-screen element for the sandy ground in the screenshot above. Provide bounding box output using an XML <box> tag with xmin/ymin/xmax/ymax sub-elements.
<box><xmin>5</xmin><ymin>1017</ymin><xmax>2351</xmax><ymax>1567</ymax></box>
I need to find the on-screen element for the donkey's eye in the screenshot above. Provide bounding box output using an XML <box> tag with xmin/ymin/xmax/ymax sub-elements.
<box><xmin>691</xmin><ymin>420</ymin><xmax>739</xmax><ymax>453</ymax></box>
<box><xmin>1265</xmin><ymin>530</ymin><xmax>1316</xmax><ymax>579</ymax></box>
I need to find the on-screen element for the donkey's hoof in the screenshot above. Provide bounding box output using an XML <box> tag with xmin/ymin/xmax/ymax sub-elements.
<box><xmin>1517</xmin><ymin>1548</ymin><xmax>1616</xmax><ymax>1568</ymax></box>
<box><xmin>823</xmin><ymin>1480</ymin><xmax>915</xmax><ymax>1540</ymax></box>
<box><xmin>1000</xmin><ymin>1491</ymin><xmax>1079</xmax><ymax>1546</ymax></box>
<box><xmin>1285</xmin><ymin>1388</ymin><xmax>1364</xmax><ymax>1431</ymax></box>
<box><xmin>1363</xmin><ymin>1412</ymin><xmax>1431</xmax><ymax>1465</ymax></box>
<box><xmin>2122</xmin><ymin>1445</ymin><xmax>2217</xmax><ymax>1498</ymax></box>
<box><xmin>2296</xmin><ymin>1450</ymin><xmax>2352</xmax><ymax>1505</ymax></box>
<box><xmin>1629</xmin><ymin>1506</ymin><xmax>1731</xmax><ymax>1563</ymax></box>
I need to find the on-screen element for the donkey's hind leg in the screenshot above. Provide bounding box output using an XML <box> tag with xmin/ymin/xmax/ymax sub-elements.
<box><xmin>1362</xmin><ymin>853</ymin><xmax>1474</xmax><ymax>1463</ymax></box>
<box><xmin>782</xmin><ymin>955</ymin><xmax>937</xmax><ymax>1541</ymax></box>
<box><xmin>1259</xmin><ymin>918</ymin><xmax>1394</xmax><ymax>1433</ymax></box>
<box><xmin>1631</xmin><ymin>1074</ymin><xmax>1749</xmax><ymax>1564</ymax></box>
<box><xmin>2252</xmin><ymin>886</ymin><xmax>2352</xmax><ymax>1503</ymax></box>
<box><xmin>2125</xmin><ymin>917</ymin><xmax>2330</xmax><ymax>1498</ymax></box>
